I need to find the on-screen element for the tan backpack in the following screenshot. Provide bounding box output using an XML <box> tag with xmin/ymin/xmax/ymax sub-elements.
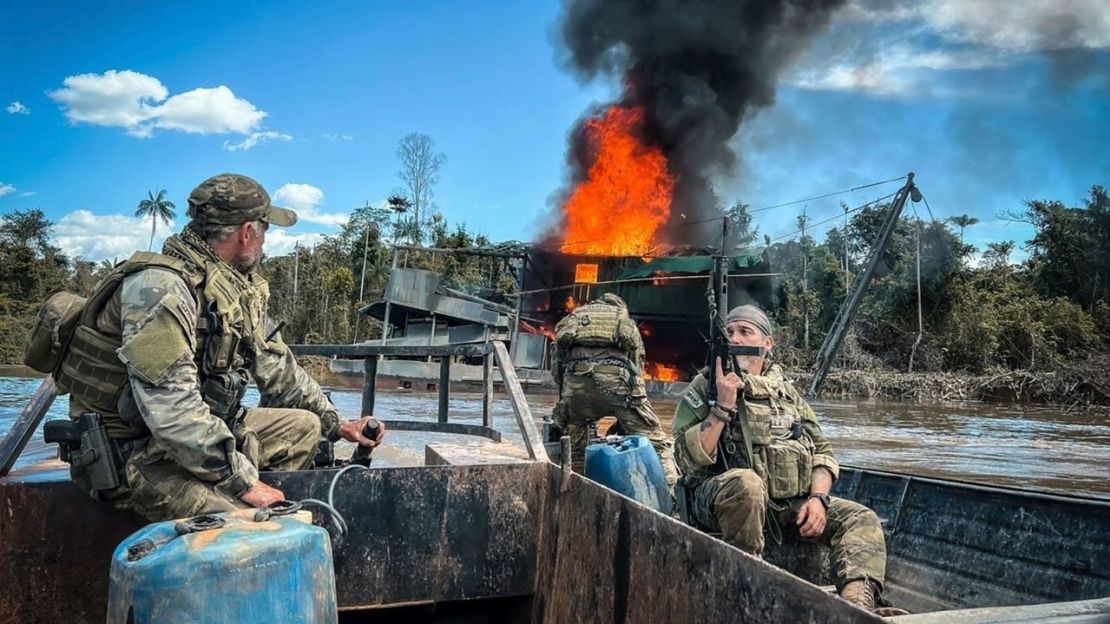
<box><xmin>22</xmin><ymin>252</ymin><xmax>195</xmax><ymax>381</ymax></box>
<box><xmin>23</xmin><ymin>291</ymin><xmax>87</xmax><ymax>374</ymax></box>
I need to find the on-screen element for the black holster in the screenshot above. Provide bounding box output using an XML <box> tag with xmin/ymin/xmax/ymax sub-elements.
<box><xmin>44</xmin><ymin>412</ymin><xmax>123</xmax><ymax>493</ymax></box>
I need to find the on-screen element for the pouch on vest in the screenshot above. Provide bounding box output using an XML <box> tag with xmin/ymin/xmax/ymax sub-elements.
<box><xmin>23</xmin><ymin>291</ymin><xmax>86</xmax><ymax>373</ymax></box>
<box><xmin>764</xmin><ymin>439</ymin><xmax>814</xmax><ymax>500</ymax></box>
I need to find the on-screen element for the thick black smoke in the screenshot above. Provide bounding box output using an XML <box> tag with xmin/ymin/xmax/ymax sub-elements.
<box><xmin>558</xmin><ymin>0</ymin><xmax>846</xmax><ymax>249</ymax></box>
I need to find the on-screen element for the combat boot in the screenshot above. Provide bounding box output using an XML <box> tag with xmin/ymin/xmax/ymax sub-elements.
<box><xmin>840</xmin><ymin>579</ymin><xmax>909</xmax><ymax>617</ymax></box>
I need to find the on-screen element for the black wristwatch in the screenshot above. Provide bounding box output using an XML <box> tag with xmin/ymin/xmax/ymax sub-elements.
<box><xmin>809</xmin><ymin>492</ymin><xmax>831</xmax><ymax>509</ymax></box>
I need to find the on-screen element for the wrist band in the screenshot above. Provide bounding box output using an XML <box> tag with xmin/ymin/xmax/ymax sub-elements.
<box><xmin>709</xmin><ymin>405</ymin><xmax>733</xmax><ymax>423</ymax></box>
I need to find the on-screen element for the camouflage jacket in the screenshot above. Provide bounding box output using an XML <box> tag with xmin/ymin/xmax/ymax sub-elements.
<box><xmin>672</xmin><ymin>365</ymin><xmax>839</xmax><ymax>498</ymax></box>
<box><xmin>106</xmin><ymin>231</ymin><xmax>337</xmax><ymax>498</ymax></box>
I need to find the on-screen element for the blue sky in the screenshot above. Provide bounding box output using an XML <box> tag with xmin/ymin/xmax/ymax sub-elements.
<box><xmin>2</xmin><ymin>0</ymin><xmax>1108</xmax><ymax>261</ymax></box>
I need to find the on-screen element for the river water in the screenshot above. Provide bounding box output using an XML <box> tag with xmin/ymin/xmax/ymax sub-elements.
<box><xmin>2</xmin><ymin>375</ymin><xmax>1106</xmax><ymax>499</ymax></box>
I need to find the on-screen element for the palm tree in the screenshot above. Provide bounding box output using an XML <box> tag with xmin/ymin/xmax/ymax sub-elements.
<box><xmin>386</xmin><ymin>194</ymin><xmax>412</xmax><ymax>246</ymax></box>
<box><xmin>947</xmin><ymin>214</ymin><xmax>979</xmax><ymax>244</ymax></box>
<box><xmin>135</xmin><ymin>189</ymin><xmax>176</xmax><ymax>251</ymax></box>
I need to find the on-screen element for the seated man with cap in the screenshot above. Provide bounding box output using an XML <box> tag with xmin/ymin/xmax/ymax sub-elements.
<box><xmin>56</xmin><ymin>173</ymin><xmax>384</xmax><ymax>521</ymax></box>
<box><xmin>671</xmin><ymin>304</ymin><xmax>902</xmax><ymax>616</ymax></box>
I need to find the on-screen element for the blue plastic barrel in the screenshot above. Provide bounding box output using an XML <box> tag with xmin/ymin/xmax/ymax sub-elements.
<box><xmin>107</xmin><ymin>508</ymin><xmax>337</xmax><ymax>623</ymax></box>
<box><xmin>585</xmin><ymin>435</ymin><xmax>672</xmax><ymax>513</ymax></box>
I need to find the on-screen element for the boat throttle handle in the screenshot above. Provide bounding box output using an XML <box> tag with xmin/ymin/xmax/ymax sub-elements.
<box><xmin>351</xmin><ymin>418</ymin><xmax>381</xmax><ymax>467</ymax></box>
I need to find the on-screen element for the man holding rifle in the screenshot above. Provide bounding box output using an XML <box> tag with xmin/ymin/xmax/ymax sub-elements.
<box><xmin>672</xmin><ymin>303</ymin><xmax>903</xmax><ymax>616</ymax></box>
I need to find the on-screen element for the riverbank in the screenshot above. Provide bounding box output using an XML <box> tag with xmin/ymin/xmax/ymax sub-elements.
<box><xmin>8</xmin><ymin>355</ymin><xmax>1107</xmax><ymax>411</ymax></box>
<box><xmin>790</xmin><ymin>365</ymin><xmax>1110</xmax><ymax>410</ymax></box>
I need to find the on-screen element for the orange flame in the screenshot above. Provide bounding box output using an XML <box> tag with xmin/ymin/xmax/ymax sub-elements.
<box><xmin>644</xmin><ymin>362</ymin><xmax>683</xmax><ymax>382</ymax></box>
<box><xmin>560</xmin><ymin>105</ymin><xmax>674</xmax><ymax>256</ymax></box>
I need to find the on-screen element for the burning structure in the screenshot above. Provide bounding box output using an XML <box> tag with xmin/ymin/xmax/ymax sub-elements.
<box><xmin>519</xmin><ymin>251</ymin><xmax>772</xmax><ymax>383</ymax></box>
<box><xmin>517</xmin><ymin>0</ymin><xmax>845</xmax><ymax>382</ymax></box>
<box><xmin>355</xmin><ymin>0</ymin><xmax>848</xmax><ymax>388</ymax></box>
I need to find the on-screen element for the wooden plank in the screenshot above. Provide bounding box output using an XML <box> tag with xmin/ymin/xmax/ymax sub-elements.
<box><xmin>491</xmin><ymin>341</ymin><xmax>548</xmax><ymax>462</ymax></box>
<box><xmin>425</xmin><ymin>442</ymin><xmax>531</xmax><ymax>467</ymax></box>
<box><xmin>361</xmin><ymin>356</ymin><xmax>378</xmax><ymax>416</ymax></box>
<box><xmin>438</xmin><ymin>357</ymin><xmax>451</xmax><ymax>423</ymax></box>
<box><xmin>481</xmin><ymin>352</ymin><xmax>493</xmax><ymax>428</ymax></box>
<box><xmin>0</xmin><ymin>377</ymin><xmax>57</xmax><ymax>478</ymax></box>
<box><xmin>291</xmin><ymin>343</ymin><xmax>491</xmax><ymax>358</ymax></box>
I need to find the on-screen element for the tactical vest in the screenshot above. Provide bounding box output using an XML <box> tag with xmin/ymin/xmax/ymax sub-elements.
<box><xmin>721</xmin><ymin>368</ymin><xmax>815</xmax><ymax>501</ymax></box>
<box><xmin>555</xmin><ymin>301</ymin><xmax>640</xmax><ymax>358</ymax></box>
<box><xmin>54</xmin><ymin>240</ymin><xmax>269</xmax><ymax>440</ymax></box>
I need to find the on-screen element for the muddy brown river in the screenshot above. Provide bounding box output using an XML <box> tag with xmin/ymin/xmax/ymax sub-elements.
<box><xmin>2</xmin><ymin>375</ymin><xmax>1106</xmax><ymax>499</ymax></box>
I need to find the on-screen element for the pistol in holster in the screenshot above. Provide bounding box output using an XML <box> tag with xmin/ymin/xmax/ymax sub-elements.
<box><xmin>44</xmin><ymin>411</ymin><xmax>124</xmax><ymax>494</ymax></box>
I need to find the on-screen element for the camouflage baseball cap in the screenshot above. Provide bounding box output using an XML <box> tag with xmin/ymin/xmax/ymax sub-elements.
<box><xmin>186</xmin><ymin>173</ymin><xmax>297</xmax><ymax>227</ymax></box>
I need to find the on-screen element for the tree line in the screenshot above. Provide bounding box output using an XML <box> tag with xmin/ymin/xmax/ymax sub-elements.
<box><xmin>1</xmin><ymin>170</ymin><xmax>1107</xmax><ymax>379</ymax></box>
<box><xmin>0</xmin><ymin>200</ymin><xmax>516</xmax><ymax>363</ymax></box>
<box><xmin>759</xmin><ymin>185</ymin><xmax>1110</xmax><ymax>374</ymax></box>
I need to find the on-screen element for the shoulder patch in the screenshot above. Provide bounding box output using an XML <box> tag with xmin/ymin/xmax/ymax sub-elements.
<box><xmin>683</xmin><ymin>388</ymin><xmax>705</xmax><ymax>410</ymax></box>
<box><xmin>117</xmin><ymin>294</ymin><xmax>193</xmax><ymax>386</ymax></box>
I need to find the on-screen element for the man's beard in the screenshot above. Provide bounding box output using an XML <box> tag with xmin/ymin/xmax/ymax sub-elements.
<box><xmin>736</xmin><ymin>356</ymin><xmax>759</xmax><ymax>374</ymax></box>
<box><xmin>233</xmin><ymin>249</ymin><xmax>261</xmax><ymax>273</ymax></box>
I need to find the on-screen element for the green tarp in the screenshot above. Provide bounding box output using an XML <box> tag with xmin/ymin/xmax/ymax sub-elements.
<box><xmin>617</xmin><ymin>253</ymin><xmax>765</xmax><ymax>279</ymax></box>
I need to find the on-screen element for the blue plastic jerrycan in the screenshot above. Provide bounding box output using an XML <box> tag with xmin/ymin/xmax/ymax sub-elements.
<box><xmin>107</xmin><ymin>508</ymin><xmax>337</xmax><ymax>624</ymax></box>
<box><xmin>585</xmin><ymin>435</ymin><xmax>672</xmax><ymax>513</ymax></box>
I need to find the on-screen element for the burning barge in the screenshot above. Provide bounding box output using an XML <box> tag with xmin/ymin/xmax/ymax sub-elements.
<box><xmin>333</xmin><ymin>245</ymin><xmax>775</xmax><ymax>396</ymax></box>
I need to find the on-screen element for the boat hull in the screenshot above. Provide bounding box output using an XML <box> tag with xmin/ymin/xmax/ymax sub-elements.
<box><xmin>2</xmin><ymin>461</ymin><xmax>1108</xmax><ymax>623</ymax></box>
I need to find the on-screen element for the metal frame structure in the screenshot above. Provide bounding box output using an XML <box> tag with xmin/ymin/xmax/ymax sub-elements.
<box><xmin>807</xmin><ymin>173</ymin><xmax>921</xmax><ymax>398</ymax></box>
<box><xmin>0</xmin><ymin>340</ymin><xmax>548</xmax><ymax>480</ymax></box>
<box><xmin>290</xmin><ymin>340</ymin><xmax>548</xmax><ymax>461</ymax></box>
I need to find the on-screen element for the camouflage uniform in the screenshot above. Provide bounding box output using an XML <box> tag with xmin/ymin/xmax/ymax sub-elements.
<box><xmin>673</xmin><ymin>367</ymin><xmax>887</xmax><ymax>592</ymax></box>
<box><xmin>60</xmin><ymin>174</ymin><xmax>341</xmax><ymax>521</ymax></box>
<box><xmin>552</xmin><ymin>295</ymin><xmax>678</xmax><ymax>487</ymax></box>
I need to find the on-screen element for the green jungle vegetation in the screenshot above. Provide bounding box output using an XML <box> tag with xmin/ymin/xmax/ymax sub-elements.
<box><xmin>2</xmin><ymin>184</ymin><xmax>1107</xmax><ymax>404</ymax></box>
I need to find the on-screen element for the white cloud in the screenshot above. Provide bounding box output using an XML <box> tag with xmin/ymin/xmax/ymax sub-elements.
<box><xmin>54</xmin><ymin>209</ymin><xmax>176</xmax><ymax>261</ymax></box>
<box><xmin>0</xmin><ymin>183</ymin><xmax>15</xmax><ymax>196</ymax></box>
<box><xmin>153</xmin><ymin>86</ymin><xmax>266</xmax><ymax>135</ymax></box>
<box><xmin>273</xmin><ymin>183</ymin><xmax>324</xmax><ymax>211</ymax></box>
<box><xmin>272</xmin><ymin>183</ymin><xmax>348</xmax><ymax>226</ymax></box>
<box><xmin>6</xmin><ymin>101</ymin><xmax>30</xmax><ymax>115</ymax></box>
<box><xmin>223</xmin><ymin>130</ymin><xmax>293</xmax><ymax>152</ymax></box>
<box><xmin>791</xmin><ymin>45</ymin><xmax>1007</xmax><ymax>97</ymax></box>
<box><xmin>794</xmin><ymin>1</ymin><xmax>1110</xmax><ymax>98</ymax></box>
<box><xmin>20</xmin><ymin>191</ymin><xmax>36</xmax><ymax>197</ymax></box>
<box><xmin>48</xmin><ymin>70</ymin><xmax>166</xmax><ymax>134</ymax></box>
<box><xmin>48</xmin><ymin>69</ymin><xmax>268</xmax><ymax>138</ymax></box>
<box><xmin>921</xmin><ymin>0</ymin><xmax>1110</xmax><ymax>52</ymax></box>
<box><xmin>322</xmin><ymin>133</ymin><xmax>354</xmax><ymax>141</ymax></box>
<box><xmin>845</xmin><ymin>0</ymin><xmax>1110</xmax><ymax>50</ymax></box>
<box><xmin>263</xmin><ymin>229</ymin><xmax>327</xmax><ymax>257</ymax></box>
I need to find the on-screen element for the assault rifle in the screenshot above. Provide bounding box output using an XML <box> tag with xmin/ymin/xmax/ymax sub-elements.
<box><xmin>705</xmin><ymin>248</ymin><xmax>763</xmax><ymax>408</ymax></box>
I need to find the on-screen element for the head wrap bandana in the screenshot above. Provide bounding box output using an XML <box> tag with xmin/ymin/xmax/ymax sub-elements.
<box><xmin>726</xmin><ymin>304</ymin><xmax>772</xmax><ymax>338</ymax></box>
